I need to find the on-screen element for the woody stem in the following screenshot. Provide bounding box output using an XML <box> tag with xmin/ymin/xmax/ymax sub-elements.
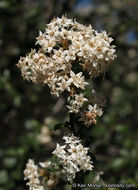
<box><xmin>69</xmin><ymin>113</ymin><xmax>75</xmax><ymax>134</ymax></box>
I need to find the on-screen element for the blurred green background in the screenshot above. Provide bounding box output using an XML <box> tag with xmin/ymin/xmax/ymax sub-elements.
<box><xmin>0</xmin><ymin>0</ymin><xmax>138</xmax><ymax>189</ymax></box>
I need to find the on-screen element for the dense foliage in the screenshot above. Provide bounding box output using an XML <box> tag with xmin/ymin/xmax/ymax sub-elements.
<box><xmin>0</xmin><ymin>0</ymin><xmax>138</xmax><ymax>190</ymax></box>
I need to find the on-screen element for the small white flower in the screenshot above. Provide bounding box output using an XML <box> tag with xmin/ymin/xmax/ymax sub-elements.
<box><xmin>69</xmin><ymin>71</ymin><xmax>88</xmax><ymax>89</ymax></box>
<box><xmin>52</xmin><ymin>143</ymin><xmax>66</xmax><ymax>157</ymax></box>
<box><xmin>57</xmin><ymin>78</ymin><xmax>71</xmax><ymax>92</ymax></box>
<box><xmin>88</xmin><ymin>104</ymin><xmax>103</xmax><ymax>117</ymax></box>
<box><xmin>39</xmin><ymin>161</ymin><xmax>51</xmax><ymax>168</ymax></box>
<box><xmin>63</xmin><ymin>135</ymin><xmax>81</xmax><ymax>144</ymax></box>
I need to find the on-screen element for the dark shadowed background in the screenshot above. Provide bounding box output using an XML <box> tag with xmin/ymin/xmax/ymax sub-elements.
<box><xmin>0</xmin><ymin>0</ymin><xmax>138</xmax><ymax>189</ymax></box>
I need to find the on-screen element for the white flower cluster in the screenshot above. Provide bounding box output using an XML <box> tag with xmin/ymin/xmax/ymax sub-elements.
<box><xmin>52</xmin><ymin>134</ymin><xmax>93</xmax><ymax>180</ymax></box>
<box><xmin>17</xmin><ymin>16</ymin><xmax>116</xmax><ymax>126</ymax></box>
<box><xmin>37</xmin><ymin>116</ymin><xmax>61</xmax><ymax>145</ymax></box>
<box><xmin>81</xmin><ymin>104</ymin><xmax>103</xmax><ymax>126</ymax></box>
<box><xmin>39</xmin><ymin>161</ymin><xmax>64</xmax><ymax>189</ymax></box>
<box><xmin>17</xmin><ymin>15</ymin><xmax>116</xmax><ymax>97</ymax></box>
<box><xmin>24</xmin><ymin>159</ymin><xmax>44</xmax><ymax>190</ymax></box>
<box><xmin>67</xmin><ymin>93</ymin><xmax>88</xmax><ymax>113</ymax></box>
<box><xmin>37</xmin><ymin>125</ymin><xmax>52</xmax><ymax>145</ymax></box>
<box><xmin>24</xmin><ymin>159</ymin><xmax>64</xmax><ymax>190</ymax></box>
<box><xmin>20</xmin><ymin>16</ymin><xmax>116</xmax><ymax>190</ymax></box>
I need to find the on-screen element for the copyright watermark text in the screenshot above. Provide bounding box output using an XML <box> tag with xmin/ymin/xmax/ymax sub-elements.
<box><xmin>72</xmin><ymin>183</ymin><xmax>136</xmax><ymax>188</ymax></box>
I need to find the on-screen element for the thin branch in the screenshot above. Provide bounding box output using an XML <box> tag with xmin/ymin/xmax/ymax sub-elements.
<box><xmin>69</xmin><ymin>113</ymin><xmax>76</xmax><ymax>134</ymax></box>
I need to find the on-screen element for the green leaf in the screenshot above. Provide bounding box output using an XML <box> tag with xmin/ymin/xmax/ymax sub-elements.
<box><xmin>110</xmin><ymin>157</ymin><xmax>127</xmax><ymax>171</ymax></box>
<box><xmin>3</xmin><ymin>157</ymin><xmax>17</xmax><ymax>168</ymax></box>
<box><xmin>0</xmin><ymin>170</ymin><xmax>9</xmax><ymax>184</ymax></box>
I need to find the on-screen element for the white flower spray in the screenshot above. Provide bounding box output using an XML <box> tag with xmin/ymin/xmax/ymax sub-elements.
<box><xmin>52</xmin><ymin>134</ymin><xmax>93</xmax><ymax>181</ymax></box>
<box><xmin>17</xmin><ymin>16</ymin><xmax>116</xmax><ymax>189</ymax></box>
